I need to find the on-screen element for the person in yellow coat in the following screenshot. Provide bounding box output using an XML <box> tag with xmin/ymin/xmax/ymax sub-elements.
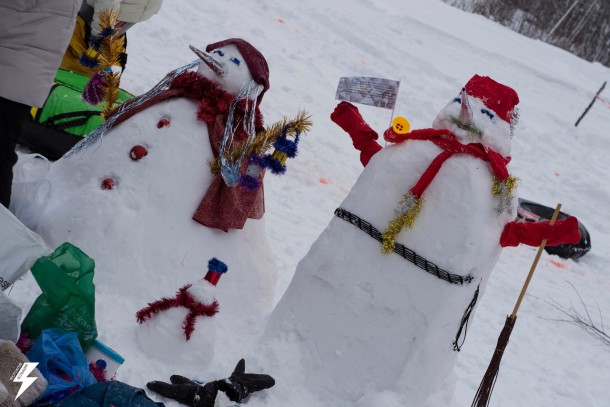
<box><xmin>61</xmin><ymin>0</ymin><xmax>163</xmax><ymax>76</ymax></box>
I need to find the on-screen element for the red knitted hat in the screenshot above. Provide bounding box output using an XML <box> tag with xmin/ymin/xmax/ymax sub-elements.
<box><xmin>465</xmin><ymin>75</ymin><xmax>519</xmax><ymax>123</ymax></box>
<box><xmin>206</xmin><ymin>38</ymin><xmax>270</xmax><ymax>104</ymax></box>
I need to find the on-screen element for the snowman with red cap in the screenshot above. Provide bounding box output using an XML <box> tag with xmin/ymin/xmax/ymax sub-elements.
<box><xmin>26</xmin><ymin>38</ymin><xmax>278</xmax><ymax>367</ymax></box>
<box><xmin>265</xmin><ymin>75</ymin><xmax>580</xmax><ymax>405</ymax></box>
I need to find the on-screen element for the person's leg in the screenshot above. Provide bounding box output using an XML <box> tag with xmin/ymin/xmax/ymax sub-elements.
<box><xmin>0</xmin><ymin>97</ymin><xmax>29</xmax><ymax>208</ymax></box>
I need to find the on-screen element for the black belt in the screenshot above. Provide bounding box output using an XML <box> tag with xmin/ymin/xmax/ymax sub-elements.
<box><xmin>334</xmin><ymin>208</ymin><xmax>473</xmax><ymax>285</ymax></box>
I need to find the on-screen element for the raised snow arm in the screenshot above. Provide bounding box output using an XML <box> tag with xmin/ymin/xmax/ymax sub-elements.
<box><xmin>500</xmin><ymin>216</ymin><xmax>581</xmax><ymax>248</ymax></box>
<box><xmin>330</xmin><ymin>101</ymin><xmax>382</xmax><ymax>166</ymax></box>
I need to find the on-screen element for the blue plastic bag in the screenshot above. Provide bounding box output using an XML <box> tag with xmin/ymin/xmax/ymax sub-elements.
<box><xmin>26</xmin><ymin>328</ymin><xmax>97</xmax><ymax>404</ymax></box>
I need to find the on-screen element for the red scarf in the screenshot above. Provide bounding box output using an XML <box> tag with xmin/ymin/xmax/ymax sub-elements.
<box><xmin>397</xmin><ymin>128</ymin><xmax>511</xmax><ymax>199</ymax></box>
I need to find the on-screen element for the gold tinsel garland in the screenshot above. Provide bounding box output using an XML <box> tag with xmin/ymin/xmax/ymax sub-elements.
<box><xmin>382</xmin><ymin>194</ymin><xmax>423</xmax><ymax>254</ymax></box>
<box><xmin>381</xmin><ymin>174</ymin><xmax>518</xmax><ymax>255</ymax></box>
<box><xmin>492</xmin><ymin>174</ymin><xmax>519</xmax><ymax>196</ymax></box>
<box><xmin>209</xmin><ymin>111</ymin><xmax>312</xmax><ymax>175</ymax></box>
<box><xmin>95</xmin><ymin>9</ymin><xmax>122</xmax><ymax>118</ymax></box>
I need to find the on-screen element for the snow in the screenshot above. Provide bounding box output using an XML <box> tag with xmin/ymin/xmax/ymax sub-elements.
<box><xmin>5</xmin><ymin>0</ymin><xmax>610</xmax><ymax>406</ymax></box>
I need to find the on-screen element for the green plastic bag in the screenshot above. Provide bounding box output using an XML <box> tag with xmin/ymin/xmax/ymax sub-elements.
<box><xmin>34</xmin><ymin>68</ymin><xmax>134</xmax><ymax>138</ymax></box>
<box><xmin>21</xmin><ymin>242</ymin><xmax>97</xmax><ymax>350</ymax></box>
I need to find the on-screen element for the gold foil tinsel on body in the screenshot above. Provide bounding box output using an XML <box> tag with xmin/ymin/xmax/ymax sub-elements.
<box><xmin>381</xmin><ymin>194</ymin><xmax>423</xmax><ymax>254</ymax></box>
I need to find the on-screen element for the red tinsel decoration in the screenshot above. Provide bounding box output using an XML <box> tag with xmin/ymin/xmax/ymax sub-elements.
<box><xmin>169</xmin><ymin>71</ymin><xmax>264</xmax><ymax>129</ymax></box>
<box><xmin>136</xmin><ymin>284</ymin><xmax>219</xmax><ymax>341</ymax></box>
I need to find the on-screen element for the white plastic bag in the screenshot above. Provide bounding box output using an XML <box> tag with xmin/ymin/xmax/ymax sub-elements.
<box><xmin>9</xmin><ymin>153</ymin><xmax>51</xmax><ymax>230</ymax></box>
<box><xmin>0</xmin><ymin>205</ymin><xmax>49</xmax><ymax>291</ymax></box>
<box><xmin>0</xmin><ymin>290</ymin><xmax>21</xmax><ymax>342</ymax></box>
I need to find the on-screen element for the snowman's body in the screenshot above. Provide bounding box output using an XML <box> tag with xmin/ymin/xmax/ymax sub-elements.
<box><xmin>265</xmin><ymin>82</ymin><xmax>518</xmax><ymax>405</ymax></box>
<box><xmin>25</xmin><ymin>42</ymin><xmax>277</xmax><ymax>368</ymax></box>
<box><xmin>34</xmin><ymin>96</ymin><xmax>276</xmax><ymax>364</ymax></box>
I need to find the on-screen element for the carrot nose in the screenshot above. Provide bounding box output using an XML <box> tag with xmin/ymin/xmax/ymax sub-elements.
<box><xmin>189</xmin><ymin>45</ymin><xmax>225</xmax><ymax>76</ymax></box>
<box><xmin>459</xmin><ymin>88</ymin><xmax>473</xmax><ymax>126</ymax></box>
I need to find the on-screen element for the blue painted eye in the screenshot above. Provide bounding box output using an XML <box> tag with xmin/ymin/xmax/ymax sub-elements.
<box><xmin>230</xmin><ymin>57</ymin><xmax>241</xmax><ymax>66</ymax></box>
<box><xmin>453</xmin><ymin>97</ymin><xmax>461</xmax><ymax>103</ymax></box>
<box><xmin>481</xmin><ymin>109</ymin><xmax>494</xmax><ymax>119</ymax></box>
<box><xmin>213</xmin><ymin>49</ymin><xmax>225</xmax><ymax>56</ymax></box>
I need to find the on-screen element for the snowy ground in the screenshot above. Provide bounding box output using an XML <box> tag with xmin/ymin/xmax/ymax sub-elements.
<box><xmin>7</xmin><ymin>0</ymin><xmax>610</xmax><ymax>405</ymax></box>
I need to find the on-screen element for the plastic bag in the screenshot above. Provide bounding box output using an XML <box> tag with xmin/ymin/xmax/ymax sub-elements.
<box><xmin>21</xmin><ymin>242</ymin><xmax>98</xmax><ymax>350</ymax></box>
<box><xmin>9</xmin><ymin>153</ymin><xmax>52</xmax><ymax>231</ymax></box>
<box><xmin>0</xmin><ymin>290</ymin><xmax>22</xmax><ymax>342</ymax></box>
<box><xmin>26</xmin><ymin>328</ymin><xmax>97</xmax><ymax>404</ymax></box>
<box><xmin>0</xmin><ymin>204</ymin><xmax>49</xmax><ymax>291</ymax></box>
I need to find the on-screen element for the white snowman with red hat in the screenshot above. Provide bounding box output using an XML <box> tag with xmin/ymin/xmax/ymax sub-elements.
<box><xmin>24</xmin><ymin>38</ymin><xmax>280</xmax><ymax>364</ymax></box>
<box><xmin>264</xmin><ymin>75</ymin><xmax>580</xmax><ymax>405</ymax></box>
<box><xmin>134</xmin><ymin>257</ymin><xmax>228</xmax><ymax>365</ymax></box>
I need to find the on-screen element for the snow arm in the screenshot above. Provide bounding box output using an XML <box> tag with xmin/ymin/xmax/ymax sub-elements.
<box><xmin>330</xmin><ymin>101</ymin><xmax>382</xmax><ymax>167</ymax></box>
<box><xmin>500</xmin><ymin>216</ymin><xmax>581</xmax><ymax>248</ymax></box>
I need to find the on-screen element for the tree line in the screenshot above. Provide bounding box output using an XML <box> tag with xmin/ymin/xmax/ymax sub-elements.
<box><xmin>444</xmin><ymin>0</ymin><xmax>610</xmax><ymax>67</ymax></box>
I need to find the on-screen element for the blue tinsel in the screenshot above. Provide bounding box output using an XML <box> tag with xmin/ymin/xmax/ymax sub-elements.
<box><xmin>273</xmin><ymin>134</ymin><xmax>300</xmax><ymax>158</ymax></box>
<box><xmin>100</xmin><ymin>27</ymin><xmax>115</xmax><ymax>37</ymax></box>
<box><xmin>239</xmin><ymin>174</ymin><xmax>260</xmax><ymax>191</ymax></box>
<box><xmin>208</xmin><ymin>258</ymin><xmax>228</xmax><ymax>274</ymax></box>
<box><xmin>79</xmin><ymin>54</ymin><xmax>100</xmax><ymax>69</ymax></box>
<box><xmin>248</xmin><ymin>153</ymin><xmax>265</xmax><ymax>166</ymax></box>
<box><xmin>89</xmin><ymin>35</ymin><xmax>103</xmax><ymax>51</ymax></box>
<box><xmin>262</xmin><ymin>155</ymin><xmax>287</xmax><ymax>175</ymax></box>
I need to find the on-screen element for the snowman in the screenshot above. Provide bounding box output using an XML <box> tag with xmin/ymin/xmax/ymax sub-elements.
<box><xmin>135</xmin><ymin>258</ymin><xmax>227</xmax><ymax>365</ymax></box>
<box><xmin>16</xmin><ymin>38</ymin><xmax>278</xmax><ymax>367</ymax></box>
<box><xmin>263</xmin><ymin>75</ymin><xmax>579</xmax><ymax>405</ymax></box>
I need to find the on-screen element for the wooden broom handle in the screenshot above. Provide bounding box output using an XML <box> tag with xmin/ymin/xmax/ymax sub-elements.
<box><xmin>510</xmin><ymin>203</ymin><xmax>562</xmax><ymax>318</ymax></box>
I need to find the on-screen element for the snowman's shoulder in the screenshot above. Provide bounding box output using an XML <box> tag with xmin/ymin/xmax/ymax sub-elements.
<box><xmin>367</xmin><ymin>139</ymin><xmax>444</xmax><ymax>171</ymax></box>
<box><xmin>108</xmin><ymin>97</ymin><xmax>202</xmax><ymax>134</ymax></box>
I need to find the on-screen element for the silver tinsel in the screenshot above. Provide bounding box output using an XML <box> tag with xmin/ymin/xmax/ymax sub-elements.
<box><xmin>66</xmin><ymin>60</ymin><xmax>201</xmax><ymax>158</ymax></box>
<box><xmin>394</xmin><ymin>192</ymin><xmax>418</xmax><ymax>216</ymax></box>
<box><xmin>495</xmin><ymin>180</ymin><xmax>515</xmax><ymax>214</ymax></box>
<box><xmin>218</xmin><ymin>80</ymin><xmax>263</xmax><ymax>187</ymax></box>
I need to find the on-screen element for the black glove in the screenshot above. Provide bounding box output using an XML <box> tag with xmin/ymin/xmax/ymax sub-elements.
<box><xmin>146</xmin><ymin>376</ymin><xmax>218</xmax><ymax>407</ymax></box>
<box><xmin>217</xmin><ymin>359</ymin><xmax>276</xmax><ymax>403</ymax></box>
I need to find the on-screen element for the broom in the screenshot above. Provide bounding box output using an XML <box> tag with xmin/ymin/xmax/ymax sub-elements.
<box><xmin>471</xmin><ymin>203</ymin><xmax>562</xmax><ymax>407</ymax></box>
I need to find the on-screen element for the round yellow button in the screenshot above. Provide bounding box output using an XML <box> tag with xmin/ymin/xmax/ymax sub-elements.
<box><xmin>392</xmin><ymin>116</ymin><xmax>411</xmax><ymax>134</ymax></box>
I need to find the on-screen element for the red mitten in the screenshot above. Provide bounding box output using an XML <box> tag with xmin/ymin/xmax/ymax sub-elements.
<box><xmin>359</xmin><ymin>141</ymin><xmax>383</xmax><ymax>166</ymax></box>
<box><xmin>500</xmin><ymin>216</ymin><xmax>581</xmax><ymax>248</ymax></box>
<box><xmin>331</xmin><ymin>101</ymin><xmax>382</xmax><ymax>166</ymax></box>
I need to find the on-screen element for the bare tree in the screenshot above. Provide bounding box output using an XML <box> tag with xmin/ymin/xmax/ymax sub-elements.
<box><xmin>546</xmin><ymin>281</ymin><xmax>610</xmax><ymax>348</ymax></box>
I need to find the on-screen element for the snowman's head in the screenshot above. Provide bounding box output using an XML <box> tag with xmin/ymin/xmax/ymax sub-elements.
<box><xmin>190</xmin><ymin>38</ymin><xmax>270</xmax><ymax>105</ymax></box>
<box><xmin>432</xmin><ymin>75</ymin><xmax>519</xmax><ymax>156</ymax></box>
